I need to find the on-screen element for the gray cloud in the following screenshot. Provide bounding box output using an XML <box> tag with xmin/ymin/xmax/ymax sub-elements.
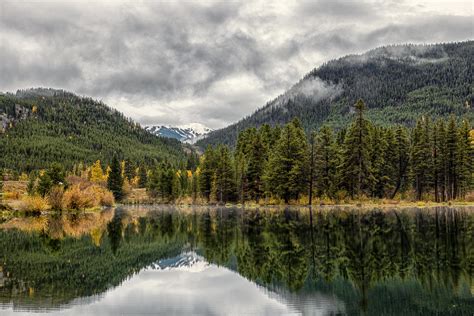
<box><xmin>297</xmin><ymin>0</ymin><xmax>380</xmax><ymax>19</ymax></box>
<box><xmin>0</xmin><ymin>0</ymin><xmax>472</xmax><ymax>128</ymax></box>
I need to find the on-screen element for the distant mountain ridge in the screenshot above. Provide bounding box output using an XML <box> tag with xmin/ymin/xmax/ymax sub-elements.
<box><xmin>0</xmin><ymin>88</ymin><xmax>185</xmax><ymax>171</ymax></box>
<box><xmin>145</xmin><ymin>123</ymin><xmax>213</xmax><ymax>144</ymax></box>
<box><xmin>198</xmin><ymin>41</ymin><xmax>473</xmax><ymax>147</ymax></box>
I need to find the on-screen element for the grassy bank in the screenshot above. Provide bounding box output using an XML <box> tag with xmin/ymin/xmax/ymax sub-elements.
<box><xmin>3</xmin><ymin>181</ymin><xmax>473</xmax><ymax>213</ymax></box>
<box><xmin>121</xmin><ymin>187</ymin><xmax>474</xmax><ymax>208</ymax></box>
<box><xmin>1</xmin><ymin>179</ymin><xmax>114</xmax><ymax>213</ymax></box>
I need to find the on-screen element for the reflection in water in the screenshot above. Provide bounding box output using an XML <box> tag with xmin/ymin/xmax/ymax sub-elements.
<box><xmin>0</xmin><ymin>206</ymin><xmax>473</xmax><ymax>315</ymax></box>
<box><xmin>0</xmin><ymin>251</ymin><xmax>344</xmax><ymax>316</ymax></box>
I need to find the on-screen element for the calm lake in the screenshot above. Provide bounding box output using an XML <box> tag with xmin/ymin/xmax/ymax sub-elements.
<box><xmin>0</xmin><ymin>206</ymin><xmax>473</xmax><ymax>315</ymax></box>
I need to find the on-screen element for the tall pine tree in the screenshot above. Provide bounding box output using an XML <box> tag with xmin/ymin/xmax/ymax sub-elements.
<box><xmin>446</xmin><ymin>117</ymin><xmax>458</xmax><ymax>200</ymax></box>
<box><xmin>340</xmin><ymin>99</ymin><xmax>373</xmax><ymax>198</ymax></box>
<box><xmin>138</xmin><ymin>166</ymin><xmax>148</xmax><ymax>188</ymax></box>
<box><xmin>314</xmin><ymin>126</ymin><xmax>338</xmax><ymax>198</ymax></box>
<box><xmin>265</xmin><ymin>118</ymin><xmax>308</xmax><ymax>203</ymax></box>
<box><xmin>457</xmin><ymin>120</ymin><xmax>473</xmax><ymax>198</ymax></box>
<box><xmin>411</xmin><ymin>118</ymin><xmax>432</xmax><ymax>200</ymax></box>
<box><xmin>390</xmin><ymin>125</ymin><xmax>410</xmax><ymax>198</ymax></box>
<box><xmin>107</xmin><ymin>155</ymin><xmax>124</xmax><ymax>201</ymax></box>
<box><xmin>246</xmin><ymin>133</ymin><xmax>266</xmax><ymax>202</ymax></box>
<box><xmin>215</xmin><ymin>145</ymin><xmax>235</xmax><ymax>203</ymax></box>
<box><xmin>199</xmin><ymin>146</ymin><xmax>217</xmax><ymax>202</ymax></box>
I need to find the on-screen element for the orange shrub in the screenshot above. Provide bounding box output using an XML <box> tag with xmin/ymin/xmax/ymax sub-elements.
<box><xmin>84</xmin><ymin>184</ymin><xmax>115</xmax><ymax>207</ymax></box>
<box><xmin>3</xmin><ymin>191</ymin><xmax>21</xmax><ymax>200</ymax></box>
<box><xmin>62</xmin><ymin>184</ymin><xmax>94</xmax><ymax>210</ymax></box>
<box><xmin>99</xmin><ymin>190</ymin><xmax>115</xmax><ymax>206</ymax></box>
<box><xmin>19</xmin><ymin>195</ymin><xmax>50</xmax><ymax>212</ymax></box>
<box><xmin>48</xmin><ymin>186</ymin><xmax>65</xmax><ymax>210</ymax></box>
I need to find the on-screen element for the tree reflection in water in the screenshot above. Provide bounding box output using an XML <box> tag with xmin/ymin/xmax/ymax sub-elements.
<box><xmin>0</xmin><ymin>206</ymin><xmax>472</xmax><ymax>315</ymax></box>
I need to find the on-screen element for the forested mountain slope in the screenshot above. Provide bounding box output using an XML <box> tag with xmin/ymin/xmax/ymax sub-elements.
<box><xmin>198</xmin><ymin>41</ymin><xmax>473</xmax><ymax>147</ymax></box>
<box><xmin>0</xmin><ymin>88</ymin><xmax>185</xmax><ymax>171</ymax></box>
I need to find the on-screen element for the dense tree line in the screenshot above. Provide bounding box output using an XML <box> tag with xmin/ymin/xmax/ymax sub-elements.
<box><xmin>151</xmin><ymin>99</ymin><xmax>473</xmax><ymax>204</ymax></box>
<box><xmin>0</xmin><ymin>89</ymin><xmax>186</xmax><ymax>172</ymax></box>
<box><xmin>199</xmin><ymin>41</ymin><xmax>473</xmax><ymax>147</ymax></box>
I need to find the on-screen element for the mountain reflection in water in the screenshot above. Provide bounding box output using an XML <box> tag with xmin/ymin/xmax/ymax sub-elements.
<box><xmin>0</xmin><ymin>206</ymin><xmax>473</xmax><ymax>315</ymax></box>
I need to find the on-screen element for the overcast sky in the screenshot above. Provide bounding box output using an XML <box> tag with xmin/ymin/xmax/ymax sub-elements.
<box><xmin>0</xmin><ymin>0</ymin><xmax>472</xmax><ymax>128</ymax></box>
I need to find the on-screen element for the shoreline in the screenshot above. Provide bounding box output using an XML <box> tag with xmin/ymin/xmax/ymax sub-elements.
<box><xmin>1</xmin><ymin>199</ymin><xmax>473</xmax><ymax>215</ymax></box>
<box><xmin>118</xmin><ymin>201</ymin><xmax>474</xmax><ymax>211</ymax></box>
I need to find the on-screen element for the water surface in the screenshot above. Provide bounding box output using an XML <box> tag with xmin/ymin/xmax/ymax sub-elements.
<box><xmin>0</xmin><ymin>206</ymin><xmax>473</xmax><ymax>315</ymax></box>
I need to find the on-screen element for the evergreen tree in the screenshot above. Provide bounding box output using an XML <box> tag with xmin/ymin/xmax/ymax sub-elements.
<box><xmin>171</xmin><ymin>170</ymin><xmax>182</xmax><ymax>201</ymax></box>
<box><xmin>411</xmin><ymin>118</ymin><xmax>432</xmax><ymax>200</ymax></box>
<box><xmin>457</xmin><ymin>120</ymin><xmax>473</xmax><ymax>198</ymax></box>
<box><xmin>382</xmin><ymin>128</ymin><xmax>398</xmax><ymax>197</ymax></box>
<box><xmin>391</xmin><ymin>126</ymin><xmax>410</xmax><ymax>198</ymax></box>
<box><xmin>48</xmin><ymin>163</ymin><xmax>66</xmax><ymax>186</ymax></box>
<box><xmin>314</xmin><ymin>126</ymin><xmax>338</xmax><ymax>198</ymax></box>
<box><xmin>234</xmin><ymin>151</ymin><xmax>248</xmax><ymax>203</ymax></box>
<box><xmin>191</xmin><ymin>170</ymin><xmax>200</xmax><ymax>202</ymax></box>
<box><xmin>370</xmin><ymin>127</ymin><xmax>390</xmax><ymax>198</ymax></box>
<box><xmin>236</xmin><ymin>128</ymin><xmax>257</xmax><ymax>157</ymax></box>
<box><xmin>340</xmin><ymin>100</ymin><xmax>373</xmax><ymax>198</ymax></box>
<box><xmin>259</xmin><ymin>124</ymin><xmax>273</xmax><ymax>150</ymax></box>
<box><xmin>445</xmin><ymin>117</ymin><xmax>458</xmax><ymax>200</ymax></box>
<box><xmin>138</xmin><ymin>166</ymin><xmax>148</xmax><ymax>188</ymax></box>
<box><xmin>27</xmin><ymin>172</ymin><xmax>37</xmax><ymax>195</ymax></box>
<box><xmin>107</xmin><ymin>155</ymin><xmax>124</xmax><ymax>201</ymax></box>
<box><xmin>37</xmin><ymin>163</ymin><xmax>65</xmax><ymax>196</ymax></box>
<box><xmin>124</xmin><ymin>159</ymin><xmax>135</xmax><ymax>181</ymax></box>
<box><xmin>432</xmin><ymin>121</ymin><xmax>447</xmax><ymax>202</ymax></box>
<box><xmin>265</xmin><ymin>118</ymin><xmax>308</xmax><ymax>203</ymax></box>
<box><xmin>308</xmin><ymin>131</ymin><xmax>316</xmax><ymax>205</ymax></box>
<box><xmin>336</xmin><ymin>128</ymin><xmax>346</xmax><ymax>146</ymax></box>
<box><xmin>147</xmin><ymin>168</ymin><xmax>161</xmax><ymax>198</ymax></box>
<box><xmin>37</xmin><ymin>173</ymin><xmax>52</xmax><ymax>197</ymax></box>
<box><xmin>246</xmin><ymin>134</ymin><xmax>266</xmax><ymax>202</ymax></box>
<box><xmin>160</xmin><ymin>164</ymin><xmax>174</xmax><ymax>202</ymax></box>
<box><xmin>215</xmin><ymin>145</ymin><xmax>235</xmax><ymax>203</ymax></box>
<box><xmin>186</xmin><ymin>152</ymin><xmax>200</xmax><ymax>171</ymax></box>
<box><xmin>199</xmin><ymin>146</ymin><xmax>216</xmax><ymax>202</ymax></box>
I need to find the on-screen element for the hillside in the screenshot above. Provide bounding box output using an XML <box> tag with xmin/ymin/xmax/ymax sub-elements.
<box><xmin>0</xmin><ymin>88</ymin><xmax>185</xmax><ymax>172</ymax></box>
<box><xmin>198</xmin><ymin>41</ymin><xmax>473</xmax><ymax>147</ymax></box>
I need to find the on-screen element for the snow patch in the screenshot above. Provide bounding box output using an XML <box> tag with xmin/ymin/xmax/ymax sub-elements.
<box><xmin>145</xmin><ymin>123</ymin><xmax>213</xmax><ymax>144</ymax></box>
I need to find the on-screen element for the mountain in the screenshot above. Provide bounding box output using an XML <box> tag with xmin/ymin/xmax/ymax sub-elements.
<box><xmin>151</xmin><ymin>251</ymin><xmax>209</xmax><ymax>272</ymax></box>
<box><xmin>145</xmin><ymin>123</ymin><xmax>213</xmax><ymax>144</ymax></box>
<box><xmin>198</xmin><ymin>41</ymin><xmax>473</xmax><ymax>147</ymax></box>
<box><xmin>0</xmin><ymin>88</ymin><xmax>186</xmax><ymax>171</ymax></box>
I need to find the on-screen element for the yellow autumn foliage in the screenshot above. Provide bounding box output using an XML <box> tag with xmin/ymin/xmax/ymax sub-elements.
<box><xmin>20</xmin><ymin>195</ymin><xmax>50</xmax><ymax>212</ymax></box>
<box><xmin>90</xmin><ymin>160</ymin><xmax>105</xmax><ymax>182</ymax></box>
<box><xmin>62</xmin><ymin>183</ymin><xmax>115</xmax><ymax>210</ymax></box>
<box><xmin>62</xmin><ymin>184</ymin><xmax>94</xmax><ymax>210</ymax></box>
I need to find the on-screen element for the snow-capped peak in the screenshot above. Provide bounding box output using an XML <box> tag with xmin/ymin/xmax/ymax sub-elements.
<box><xmin>150</xmin><ymin>251</ymin><xmax>209</xmax><ymax>273</ymax></box>
<box><xmin>177</xmin><ymin>123</ymin><xmax>213</xmax><ymax>135</ymax></box>
<box><xmin>145</xmin><ymin>123</ymin><xmax>213</xmax><ymax>144</ymax></box>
